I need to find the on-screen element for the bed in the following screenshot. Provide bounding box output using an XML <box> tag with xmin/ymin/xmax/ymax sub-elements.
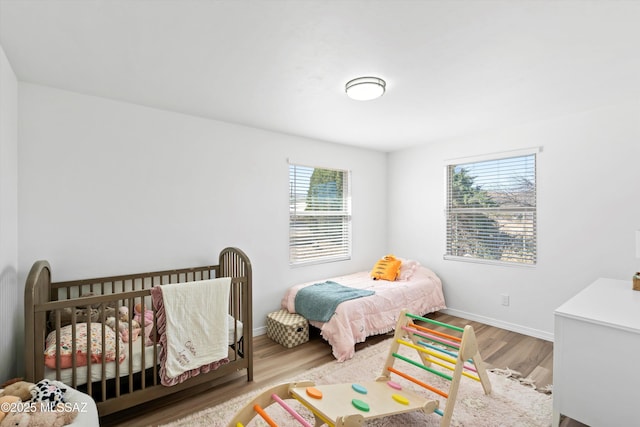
<box><xmin>281</xmin><ymin>258</ymin><xmax>445</xmax><ymax>362</ymax></box>
<box><xmin>24</xmin><ymin>247</ymin><xmax>252</xmax><ymax>417</ymax></box>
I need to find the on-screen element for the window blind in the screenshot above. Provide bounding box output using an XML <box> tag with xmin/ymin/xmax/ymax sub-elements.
<box><xmin>289</xmin><ymin>164</ymin><xmax>351</xmax><ymax>266</ymax></box>
<box><xmin>445</xmin><ymin>153</ymin><xmax>537</xmax><ymax>265</ymax></box>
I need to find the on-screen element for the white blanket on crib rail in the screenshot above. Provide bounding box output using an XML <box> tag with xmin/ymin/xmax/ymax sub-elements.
<box><xmin>152</xmin><ymin>277</ymin><xmax>231</xmax><ymax>385</ymax></box>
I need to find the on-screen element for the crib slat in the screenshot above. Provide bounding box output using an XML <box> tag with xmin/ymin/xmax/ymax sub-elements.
<box><xmin>114</xmin><ymin>301</ymin><xmax>121</xmax><ymax>399</ymax></box>
<box><xmin>100</xmin><ymin>305</ymin><xmax>108</xmax><ymax>402</ymax></box>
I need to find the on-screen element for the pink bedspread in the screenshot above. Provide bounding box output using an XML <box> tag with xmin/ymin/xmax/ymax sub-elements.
<box><xmin>281</xmin><ymin>266</ymin><xmax>446</xmax><ymax>362</ymax></box>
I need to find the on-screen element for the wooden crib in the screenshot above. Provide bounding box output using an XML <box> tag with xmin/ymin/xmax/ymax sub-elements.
<box><xmin>24</xmin><ymin>247</ymin><xmax>253</xmax><ymax>416</ymax></box>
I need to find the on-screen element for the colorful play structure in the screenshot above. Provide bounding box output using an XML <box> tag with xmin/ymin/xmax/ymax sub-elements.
<box><xmin>228</xmin><ymin>309</ymin><xmax>492</xmax><ymax>427</ymax></box>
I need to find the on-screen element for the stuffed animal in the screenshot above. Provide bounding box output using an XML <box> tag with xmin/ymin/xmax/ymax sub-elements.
<box><xmin>48</xmin><ymin>307</ymin><xmax>98</xmax><ymax>329</ymax></box>
<box><xmin>0</xmin><ymin>378</ymin><xmax>23</xmax><ymax>389</ymax></box>
<box><xmin>114</xmin><ymin>306</ymin><xmax>142</xmax><ymax>342</ymax></box>
<box><xmin>105</xmin><ymin>316</ymin><xmax>141</xmax><ymax>343</ymax></box>
<box><xmin>133</xmin><ymin>304</ymin><xmax>153</xmax><ymax>326</ymax></box>
<box><xmin>0</xmin><ymin>407</ymin><xmax>77</xmax><ymax>427</ymax></box>
<box><xmin>78</xmin><ymin>292</ymin><xmax>116</xmax><ymax>315</ymax></box>
<box><xmin>29</xmin><ymin>380</ymin><xmax>66</xmax><ymax>410</ymax></box>
<box><xmin>0</xmin><ymin>379</ymin><xmax>78</xmax><ymax>427</ymax></box>
<box><xmin>119</xmin><ymin>306</ymin><xmax>141</xmax><ymax>329</ymax></box>
<box><xmin>118</xmin><ymin>306</ymin><xmax>129</xmax><ymax>322</ymax></box>
<box><xmin>47</xmin><ymin>293</ymin><xmax>116</xmax><ymax>328</ymax></box>
<box><xmin>104</xmin><ymin>316</ymin><xmax>116</xmax><ymax>330</ymax></box>
<box><xmin>0</xmin><ymin>396</ymin><xmax>20</xmax><ymax>424</ymax></box>
<box><xmin>0</xmin><ymin>379</ymin><xmax>34</xmax><ymax>402</ymax></box>
<box><xmin>134</xmin><ymin>303</ymin><xmax>155</xmax><ymax>345</ymax></box>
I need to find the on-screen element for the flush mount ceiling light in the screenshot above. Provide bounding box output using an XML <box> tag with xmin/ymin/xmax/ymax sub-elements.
<box><xmin>345</xmin><ymin>76</ymin><xmax>386</xmax><ymax>101</ymax></box>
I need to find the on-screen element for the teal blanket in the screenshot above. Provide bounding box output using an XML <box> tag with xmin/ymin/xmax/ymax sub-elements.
<box><xmin>294</xmin><ymin>281</ymin><xmax>375</xmax><ymax>322</ymax></box>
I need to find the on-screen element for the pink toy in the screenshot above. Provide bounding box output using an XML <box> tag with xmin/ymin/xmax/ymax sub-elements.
<box><xmin>134</xmin><ymin>303</ymin><xmax>155</xmax><ymax>345</ymax></box>
<box><xmin>120</xmin><ymin>327</ymin><xmax>141</xmax><ymax>343</ymax></box>
<box><xmin>118</xmin><ymin>309</ymin><xmax>141</xmax><ymax>343</ymax></box>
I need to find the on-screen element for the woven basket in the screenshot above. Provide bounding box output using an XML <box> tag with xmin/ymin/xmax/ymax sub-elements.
<box><xmin>266</xmin><ymin>309</ymin><xmax>309</xmax><ymax>348</ymax></box>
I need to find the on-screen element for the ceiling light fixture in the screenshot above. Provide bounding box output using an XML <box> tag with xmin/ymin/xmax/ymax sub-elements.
<box><xmin>345</xmin><ymin>76</ymin><xmax>386</xmax><ymax>101</ymax></box>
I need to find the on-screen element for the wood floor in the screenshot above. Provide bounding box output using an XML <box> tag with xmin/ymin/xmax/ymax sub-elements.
<box><xmin>100</xmin><ymin>312</ymin><xmax>586</xmax><ymax>427</ymax></box>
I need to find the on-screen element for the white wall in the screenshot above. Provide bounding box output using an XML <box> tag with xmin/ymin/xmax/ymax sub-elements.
<box><xmin>388</xmin><ymin>101</ymin><xmax>640</xmax><ymax>339</ymax></box>
<box><xmin>15</xmin><ymin>74</ymin><xmax>640</xmax><ymax>351</ymax></box>
<box><xmin>0</xmin><ymin>42</ymin><xmax>19</xmax><ymax>379</ymax></box>
<box><xmin>17</xmin><ymin>83</ymin><xmax>388</xmax><ymax>334</ymax></box>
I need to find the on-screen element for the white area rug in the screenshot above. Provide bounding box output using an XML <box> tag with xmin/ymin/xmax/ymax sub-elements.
<box><xmin>161</xmin><ymin>339</ymin><xmax>551</xmax><ymax>427</ymax></box>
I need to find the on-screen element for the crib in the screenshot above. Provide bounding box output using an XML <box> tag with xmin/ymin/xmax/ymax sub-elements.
<box><xmin>24</xmin><ymin>247</ymin><xmax>253</xmax><ymax>416</ymax></box>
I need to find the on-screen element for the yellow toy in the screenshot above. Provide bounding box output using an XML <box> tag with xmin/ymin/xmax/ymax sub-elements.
<box><xmin>0</xmin><ymin>396</ymin><xmax>21</xmax><ymax>423</ymax></box>
<box><xmin>0</xmin><ymin>407</ymin><xmax>78</xmax><ymax>427</ymax></box>
<box><xmin>228</xmin><ymin>309</ymin><xmax>491</xmax><ymax>427</ymax></box>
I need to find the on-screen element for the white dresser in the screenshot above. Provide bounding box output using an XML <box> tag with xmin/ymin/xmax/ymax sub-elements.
<box><xmin>553</xmin><ymin>277</ymin><xmax>640</xmax><ymax>427</ymax></box>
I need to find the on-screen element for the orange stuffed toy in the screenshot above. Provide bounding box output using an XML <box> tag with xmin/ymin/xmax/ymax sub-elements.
<box><xmin>370</xmin><ymin>254</ymin><xmax>402</xmax><ymax>281</ymax></box>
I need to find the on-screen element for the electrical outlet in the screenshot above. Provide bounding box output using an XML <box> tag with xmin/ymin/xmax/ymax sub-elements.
<box><xmin>501</xmin><ymin>294</ymin><xmax>510</xmax><ymax>306</ymax></box>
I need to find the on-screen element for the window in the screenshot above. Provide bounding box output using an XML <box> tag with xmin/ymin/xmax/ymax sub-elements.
<box><xmin>445</xmin><ymin>149</ymin><xmax>537</xmax><ymax>265</ymax></box>
<box><xmin>289</xmin><ymin>164</ymin><xmax>351</xmax><ymax>266</ymax></box>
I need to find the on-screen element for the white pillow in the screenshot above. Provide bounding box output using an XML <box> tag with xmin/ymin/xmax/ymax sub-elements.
<box><xmin>397</xmin><ymin>258</ymin><xmax>419</xmax><ymax>281</ymax></box>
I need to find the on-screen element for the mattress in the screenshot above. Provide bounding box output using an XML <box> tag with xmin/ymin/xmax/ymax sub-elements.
<box><xmin>281</xmin><ymin>266</ymin><xmax>446</xmax><ymax>362</ymax></box>
<box><xmin>44</xmin><ymin>315</ymin><xmax>243</xmax><ymax>386</ymax></box>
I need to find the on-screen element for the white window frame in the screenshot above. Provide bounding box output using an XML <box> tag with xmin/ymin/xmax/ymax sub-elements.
<box><xmin>289</xmin><ymin>163</ymin><xmax>352</xmax><ymax>266</ymax></box>
<box><xmin>444</xmin><ymin>147</ymin><xmax>539</xmax><ymax>267</ymax></box>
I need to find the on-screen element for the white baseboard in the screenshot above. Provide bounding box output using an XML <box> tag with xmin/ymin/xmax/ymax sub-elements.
<box><xmin>253</xmin><ymin>311</ymin><xmax>554</xmax><ymax>342</ymax></box>
<box><xmin>441</xmin><ymin>308</ymin><xmax>554</xmax><ymax>342</ymax></box>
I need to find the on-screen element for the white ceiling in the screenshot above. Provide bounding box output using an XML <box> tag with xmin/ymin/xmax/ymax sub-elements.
<box><xmin>1</xmin><ymin>0</ymin><xmax>639</xmax><ymax>152</ymax></box>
